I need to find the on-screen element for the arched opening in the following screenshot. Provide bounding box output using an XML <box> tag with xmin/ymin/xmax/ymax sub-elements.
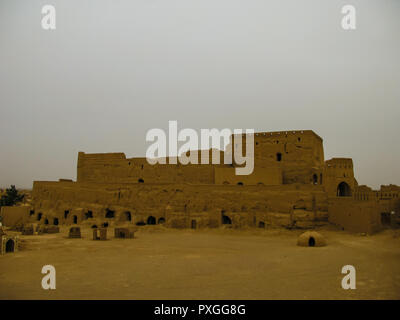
<box><xmin>44</xmin><ymin>218</ymin><xmax>49</xmax><ymax>225</ymax></box>
<box><xmin>64</xmin><ymin>210</ymin><xmax>69</xmax><ymax>219</ymax></box>
<box><xmin>337</xmin><ymin>182</ymin><xmax>351</xmax><ymax>197</ymax></box>
<box><xmin>37</xmin><ymin>213</ymin><xmax>42</xmax><ymax>221</ymax></box>
<box><xmin>123</xmin><ymin>211</ymin><xmax>131</xmax><ymax>222</ymax></box>
<box><xmin>276</xmin><ymin>153</ymin><xmax>282</xmax><ymax>162</ymax></box>
<box><xmin>312</xmin><ymin>174</ymin><xmax>318</xmax><ymax>185</ymax></box>
<box><xmin>158</xmin><ymin>217</ymin><xmax>165</xmax><ymax>224</ymax></box>
<box><xmin>147</xmin><ymin>216</ymin><xmax>156</xmax><ymax>225</ymax></box>
<box><xmin>258</xmin><ymin>221</ymin><xmax>265</xmax><ymax>228</ymax></box>
<box><xmin>5</xmin><ymin>239</ymin><xmax>15</xmax><ymax>253</ymax></box>
<box><xmin>138</xmin><ymin>178</ymin><xmax>144</xmax><ymax>183</ymax></box>
<box><xmin>73</xmin><ymin>215</ymin><xmax>78</xmax><ymax>224</ymax></box>
<box><xmin>102</xmin><ymin>222</ymin><xmax>109</xmax><ymax>228</ymax></box>
<box><xmin>105</xmin><ymin>209</ymin><xmax>115</xmax><ymax>218</ymax></box>
<box><xmin>237</xmin><ymin>182</ymin><xmax>243</xmax><ymax>186</ymax></box>
<box><xmin>191</xmin><ymin>220</ymin><xmax>197</xmax><ymax>229</ymax></box>
<box><xmin>53</xmin><ymin>218</ymin><xmax>59</xmax><ymax>225</ymax></box>
<box><xmin>84</xmin><ymin>211</ymin><xmax>93</xmax><ymax>219</ymax></box>
<box><xmin>221</xmin><ymin>211</ymin><xmax>232</xmax><ymax>225</ymax></box>
<box><xmin>308</xmin><ymin>237</ymin><xmax>315</xmax><ymax>247</ymax></box>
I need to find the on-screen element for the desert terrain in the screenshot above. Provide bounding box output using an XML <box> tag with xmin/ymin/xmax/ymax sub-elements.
<box><xmin>0</xmin><ymin>225</ymin><xmax>399</xmax><ymax>300</ymax></box>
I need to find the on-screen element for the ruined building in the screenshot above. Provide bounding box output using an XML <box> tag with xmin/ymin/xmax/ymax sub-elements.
<box><xmin>3</xmin><ymin>130</ymin><xmax>399</xmax><ymax>234</ymax></box>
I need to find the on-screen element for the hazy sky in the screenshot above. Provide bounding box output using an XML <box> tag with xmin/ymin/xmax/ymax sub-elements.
<box><xmin>0</xmin><ymin>0</ymin><xmax>399</xmax><ymax>189</ymax></box>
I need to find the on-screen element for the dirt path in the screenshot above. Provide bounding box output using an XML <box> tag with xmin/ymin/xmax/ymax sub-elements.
<box><xmin>0</xmin><ymin>226</ymin><xmax>399</xmax><ymax>299</ymax></box>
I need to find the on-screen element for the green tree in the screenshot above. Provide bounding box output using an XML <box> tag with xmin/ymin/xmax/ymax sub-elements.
<box><xmin>0</xmin><ymin>185</ymin><xmax>24</xmax><ymax>207</ymax></box>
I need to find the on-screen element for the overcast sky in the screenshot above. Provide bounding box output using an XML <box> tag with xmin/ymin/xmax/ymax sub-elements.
<box><xmin>0</xmin><ymin>0</ymin><xmax>399</xmax><ymax>189</ymax></box>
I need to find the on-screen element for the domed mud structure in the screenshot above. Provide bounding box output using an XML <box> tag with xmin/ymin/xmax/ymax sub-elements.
<box><xmin>297</xmin><ymin>231</ymin><xmax>326</xmax><ymax>247</ymax></box>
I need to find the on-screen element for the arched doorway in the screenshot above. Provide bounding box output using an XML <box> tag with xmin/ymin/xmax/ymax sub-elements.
<box><xmin>5</xmin><ymin>239</ymin><xmax>14</xmax><ymax>253</ymax></box>
<box><xmin>53</xmin><ymin>218</ymin><xmax>59</xmax><ymax>225</ymax></box>
<box><xmin>105</xmin><ymin>209</ymin><xmax>115</xmax><ymax>218</ymax></box>
<box><xmin>37</xmin><ymin>213</ymin><xmax>42</xmax><ymax>221</ymax></box>
<box><xmin>44</xmin><ymin>219</ymin><xmax>49</xmax><ymax>225</ymax></box>
<box><xmin>258</xmin><ymin>221</ymin><xmax>265</xmax><ymax>228</ymax></box>
<box><xmin>337</xmin><ymin>182</ymin><xmax>351</xmax><ymax>197</ymax></box>
<box><xmin>221</xmin><ymin>211</ymin><xmax>232</xmax><ymax>225</ymax></box>
<box><xmin>147</xmin><ymin>216</ymin><xmax>156</xmax><ymax>225</ymax></box>
<box><xmin>158</xmin><ymin>217</ymin><xmax>165</xmax><ymax>224</ymax></box>
<box><xmin>308</xmin><ymin>237</ymin><xmax>316</xmax><ymax>247</ymax></box>
<box><xmin>73</xmin><ymin>215</ymin><xmax>78</xmax><ymax>224</ymax></box>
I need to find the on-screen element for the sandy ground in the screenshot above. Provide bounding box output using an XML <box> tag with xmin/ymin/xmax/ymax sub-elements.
<box><xmin>0</xmin><ymin>225</ymin><xmax>399</xmax><ymax>300</ymax></box>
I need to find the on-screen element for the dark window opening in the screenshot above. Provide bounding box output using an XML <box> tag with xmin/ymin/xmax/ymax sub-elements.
<box><xmin>29</xmin><ymin>210</ymin><xmax>35</xmax><ymax>216</ymax></box>
<box><xmin>37</xmin><ymin>213</ymin><xmax>42</xmax><ymax>221</ymax></box>
<box><xmin>91</xmin><ymin>225</ymin><xmax>98</xmax><ymax>229</ymax></box>
<box><xmin>102</xmin><ymin>222</ymin><xmax>109</xmax><ymax>228</ymax></box>
<box><xmin>44</xmin><ymin>219</ymin><xmax>49</xmax><ymax>225</ymax></box>
<box><xmin>138</xmin><ymin>178</ymin><xmax>144</xmax><ymax>183</ymax></box>
<box><xmin>84</xmin><ymin>211</ymin><xmax>93</xmax><ymax>219</ymax></box>
<box><xmin>73</xmin><ymin>215</ymin><xmax>78</xmax><ymax>224</ymax></box>
<box><xmin>147</xmin><ymin>216</ymin><xmax>156</xmax><ymax>225</ymax></box>
<box><xmin>312</xmin><ymin>174</ymin><xmax>318</xmax><ymax>185</ymax></box>
<box><xmin>64</xmin><ymin>210</ymin><xmax>69</xmax><ymax>219</ymax></box>
<box><xmin>221</xmin><ymin>212</ymin><xmax>232</xmax><ymax>225</ymax></box>
<box><xmin>308</xmin><ymin>237</ymin><xmax>315</xmax><ymax>247</ymax></box>
<box><xmin>258</xmin><ymin>221</ymin><xmax>265</xmax><ymax>228</ymax></box>
<box><xmin>5</xmin><ymin>239</ymin><xmax>15</xmax><ymax>253</ymax></box>
<box><xmin>237</xmin><ymin>182</ymin><xmax>243</xmax><ymax>186</ymax></box>
<box><xmin>105</xmin><ymin>209</ymin><xmax>115</xmax><ymax>218</ymax></box>
<box><xmin>53</xmin><ymin>218</ymin><xmax>59</xmax><ymax>225</ymax></box>
<box><xmin>276</xmin><ymin>153</ymin><xmax>282</xmax><ymax>162</ymax></box>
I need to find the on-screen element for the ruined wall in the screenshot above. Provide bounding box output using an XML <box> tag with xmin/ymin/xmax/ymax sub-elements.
<box><xmin>31</xmin><ymin>181</ymin><xmax>328</xmax><ymax>229</ymax></box>
<box><xmin>328</xmin><ymin>198</ymin><xmax>381</xmax><ymax>234</ymax></box>
<box><xmin>0</xmin><ymin>206</ymin><xmax>31</xmax><ymax>227</ymax></box>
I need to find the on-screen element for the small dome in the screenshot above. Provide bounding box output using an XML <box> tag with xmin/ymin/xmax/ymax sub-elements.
<box><xmin>297</xmin><ymin>231</ymin><xmax>326</xmax><ymax>247</ymax></box>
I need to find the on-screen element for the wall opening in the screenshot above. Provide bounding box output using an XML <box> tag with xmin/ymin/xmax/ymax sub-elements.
<box><xmin>191</xmin><ymin>220</ymin><xmax>197</xmax><ymax>229</ymax></box>
<box><xmin>308</xmin><ymin>237</ymin><xmax>315</xmax><ymax>247</ymax></box>
<box><xmin>64</xmin><ymin>210</ymin><xmax>69</xmax><ymax>219</ymax></box>
<box><xmin>237</xmin><ymin>182</ymin><xmax>243</xmax><ymax>186</ymax></box>
<box><xmin>258</xmin><ymin>221</ymin><xmax>265</xmax><ymax>228</ymax></box>
<box><xmin>85</xmin><ymin>211</ymin><xmax>93</xmax><ymax>219</ymax></box>
<box><xmin>337</xmin><ymin>182</ymin><xmax>351</xmax><ymax>197</ymax></box>
<box><xmin>312</xmin><ymin>174</ymin><xmax>318</xmax><ymax>185</ymax></box>
<box><xmin>147</xmin><ymin>216</ymin><xmax>156</xmax><ymax>225</ymax></box>
<box><xmin>29</xmin><ymin>210</ymin><xmax>35</xmax><ymax>216</ymax></box>
<box><xmin>5</xmin><ymin>239</ymin><xmax>15</xmax><ymax>253</ymax></box>
<box><xmin>123</xmin><ymin>211</ymin><xmax>131</xmax><ymax>222</ymax></box>
<box><xmin>53</xmin><ymin>218</ymin><xmax>59</xmax><ymax>225</ymax></box>
<box><xmin>102</xmin><ymin>222</ymin><xmax>109</xmax><ymax>228</ymax></box>
<box><xmin>136</xmin><ymin>221</ymin><xmax>146</xmax><ymax>226</ymax></box>
<box><xmin>37</xmin><ymin>213</ymin><xmax>42</xmax><ymax>221</ymax></box>
<box><xmin>276</xmin><ymin>153</ymin><xmax>282</xmax><ymax>162</ymax></box>
<box><xmin>73</xmin><ymin>215</ymin><xmax>78</xmax><ymax>224</ymax></box>
<box><xmin>138</xmin><ymin>178</ymin><xmax>144</xmax><ymax>183</ymax></box>
<box><xmin>105</xmin><ymin>209</ymin><xmax>115</xmax><ymax>218</ymax></box>
<box><xmin>158</xmin><ymin>217</ymin><xmax>165</xmax><ymax>224</ymax></box>
<box><xmin>44</xmin><ymin>219</ymin><xmax>49</xmax><ymax>225</ymax></box>
<box><xmin>91</xmin><ymin>225</ymin><xmax>98</xmax><ymax>229</ymax></box>
<box><xmin>221</xmin><ymin>211</ymin><xmax>232</xmax><ymax>225</ymax></box>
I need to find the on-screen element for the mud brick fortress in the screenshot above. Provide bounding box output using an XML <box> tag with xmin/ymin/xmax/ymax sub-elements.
<box><xmin>2</xmin><ymin>130</ymin><xmax>399</xmax><ymax>233</ymax></box>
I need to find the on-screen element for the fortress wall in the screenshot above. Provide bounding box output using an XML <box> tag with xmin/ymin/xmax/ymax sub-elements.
<box><xmin>324</xmin><ymin>158</ymin><xmax>357</xmax><ymax>197</ymax></box>
<box><xmin>214</xmin><ymin>167</ymin><xmax>282</xmax><ymax>185</ymax></box>
<box><xmin>31</xmin><ymin>181</ymin><xmax>328</xmax><ymax>228</ymax></box>
<box><xmin>77</xmin><ymin>152</ymin><xmax>217</xmax><ymax>184</ymax></box>
<box><xmin>227</xmin><ymin>130</ymin><xmax>325</xmax><ymax>184</ymax></box>
<box><xmin>328</xmin><ymin>198</ymin><xmax>382</xmax><ymax>234</ymax></box>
